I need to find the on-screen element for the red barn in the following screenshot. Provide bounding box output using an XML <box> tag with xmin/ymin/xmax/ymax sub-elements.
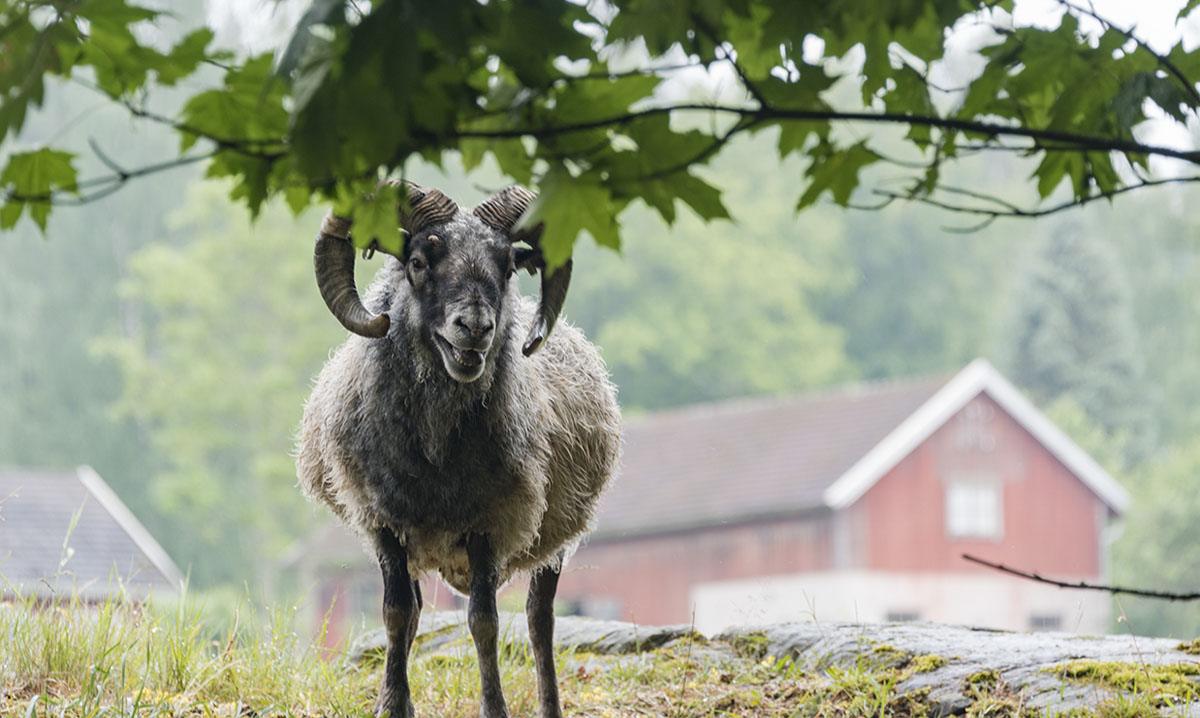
<box><xmin>287</xmin><ymin>359</ymin><xmax>1127</xmax><ymax>641</ymax></box>
<box><xmin>556</xmin><ymin>359</ymin><xmax>1127</xmax><ymax>634</ymax></box>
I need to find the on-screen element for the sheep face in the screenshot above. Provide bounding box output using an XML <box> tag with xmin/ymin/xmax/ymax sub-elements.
<box><xmin>313</xmin><ymin>183</ymin><xmax>572</xmax><ymax>363</ymax></box>
<box><xmin>405</xmin><ymin>215</ymin><xmax>515</xmax><ymax>383</ymax></box>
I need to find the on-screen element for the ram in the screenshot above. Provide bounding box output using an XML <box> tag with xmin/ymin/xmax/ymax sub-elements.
<box><xmin>296</xmin><ymin>183</ymin><xmax>621</xmax><ymax>718</ymax></box>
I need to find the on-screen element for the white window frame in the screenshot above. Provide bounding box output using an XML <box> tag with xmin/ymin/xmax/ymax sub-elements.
<box><xmin>944</xmin><ymin>475</ymin><xmax>1003</xmax><ymax>540</ymax></box>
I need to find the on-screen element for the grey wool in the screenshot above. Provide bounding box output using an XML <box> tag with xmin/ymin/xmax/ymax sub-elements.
<box><xmin>295</xmin><ymin>182</ymin><xmax>620</xmax><ymax>718</ymax></box>
<box><xmin>296</xmin><ymin>293</ymin><xmax>621</xmax><ymax>590</ymax></box>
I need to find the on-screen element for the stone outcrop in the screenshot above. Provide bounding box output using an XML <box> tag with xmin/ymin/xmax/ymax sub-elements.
<box><xmin>350</xmin><ymin>612</ymin><xmax>1200</xmax><ymax>714</ymax></box>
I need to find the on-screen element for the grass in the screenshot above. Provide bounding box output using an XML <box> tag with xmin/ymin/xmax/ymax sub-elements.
<box><xmin>0</xmin><ymin>594</ymin><xmax>945</xmax><ymax>718</ymax></box>
<box><xmin>1</xmin><ymin>594</ymin><xmax>375</xmax><ymax>717</ymax></box>
<box><xmin>1051</xmin><ymin>659</ymin><xmax>1200</xmax><ymax>710</ymax></box>
<box><xmin>4</xmin><ymin>596</ymin><xmax>1200</xmax><ymax>717</ymax></box>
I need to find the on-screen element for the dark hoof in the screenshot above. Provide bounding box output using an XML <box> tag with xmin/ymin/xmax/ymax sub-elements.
<box><xmin>479</xmin><ymin>704</ymin><xmax>509</xmax><ymax>718</ymax></box>
<box><xmin>375</xmin><ymin>691</ymin><xmax>415</xmax><ymax>718</ymax></box>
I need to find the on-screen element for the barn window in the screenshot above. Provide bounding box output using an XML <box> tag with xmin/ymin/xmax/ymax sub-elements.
<box><xmin>945</xmin><ymin>477</ymin><xmax>1003</xmax><ymax>539</ymax></box>
<box><xmin>1029</xmin><ymin>613</ymin><xmax>1062</xmax><ymax>631</ymax></box>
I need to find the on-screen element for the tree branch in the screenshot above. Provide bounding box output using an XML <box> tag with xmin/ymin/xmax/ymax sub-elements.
<box><xmin>3</xmin><ymin>151</ymin><xmax>217</xmax><ymax>205</ymax></box>
<box><xmin>69</xmin><ymin>77</ymin><xmax>288</xmax><ymax>159</ymax></box>
<box><xmin>963</xmin><ymin>554</ymin><xmax>1200</xmax><ymax>601</ymax></box>
<box><xmin>869</xmin><ymin>175</ymin><xmax>1200</xmax><ymax>220</ymax></box>
<box><xmin>452</xmin><ymin>104</ymin><xmax>1200</xmax><ymax>165</ymax></box>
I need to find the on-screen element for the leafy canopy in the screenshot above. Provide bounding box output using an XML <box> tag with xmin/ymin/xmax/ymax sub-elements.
<box><xmin>3</xmin><ymin>0</ymin><xmax>1200</xmax><ymax>262</ymax></box>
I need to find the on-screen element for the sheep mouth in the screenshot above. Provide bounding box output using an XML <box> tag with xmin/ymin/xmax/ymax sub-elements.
<box><xmin>435</xmin><ymin>334</ymin><xmax>486</xmax><ymax>382</ymax></box>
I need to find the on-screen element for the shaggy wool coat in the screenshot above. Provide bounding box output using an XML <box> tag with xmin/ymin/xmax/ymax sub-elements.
<box><xmin>297</xmin><ymin>259</ymin><xmax>621</xmax><ymax>593</ymax></box>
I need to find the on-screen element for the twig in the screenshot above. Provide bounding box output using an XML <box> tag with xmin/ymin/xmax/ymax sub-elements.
<box><xmin>87</xmin><ymin>138</ymin><xmax>129</xmax><ymax>179</ymax></box>
<box><xmin>963</xmin><ymin>554</ymin><xmax>1200</xmax><ymax>601</ymax></box>
<box><xmin>3</xmin><ymin>152</ymin><xmax>217</xmax><ymax>205</ymax></box>
<box><xmin>870</xmin><ymin>175</ymin><xmax>1200</xmax><ymax>219</ymax></box>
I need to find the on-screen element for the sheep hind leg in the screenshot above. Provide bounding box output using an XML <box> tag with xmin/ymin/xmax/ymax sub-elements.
<box><xmin>466</xmin><ymin>533</ymin><xmax>509</xmax><ymax>718</ymax></box>
<box><xmin>375</xmin><ymin>527</ymin><xmax>418</xmax><ymax>718</ymax></box>
<box><xmin>526</xmin><ymin>554</ymin><xmax>564</xmax><ymax>718</ymax></box>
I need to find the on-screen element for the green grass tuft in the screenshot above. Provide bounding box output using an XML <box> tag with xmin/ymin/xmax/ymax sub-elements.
<box><xmin>1052</xmin><ymin>659</ymin><xmax>1200</xmax><ymax>709</ymax></box>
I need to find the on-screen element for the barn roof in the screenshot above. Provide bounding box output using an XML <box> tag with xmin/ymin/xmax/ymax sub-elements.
<box><xmin>593</xmin><ymin>359</ymin><xmax>1128</xmax><ymax>540</ymax></box>
<box><xmin>593</xmin><ymin>372</ymin><xmax>947</xmax><ymax>539</ymax></box>
<box><xmin>0</xmin><ymin>466</ymin><xmax>183</xmax><ymax>600</ymax></box>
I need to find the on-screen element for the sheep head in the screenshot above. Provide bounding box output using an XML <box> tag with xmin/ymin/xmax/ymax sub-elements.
<box><xmin>313</xmin><ymin>182</ymin><xmax>571</xmax><ymax>381</ymax></box>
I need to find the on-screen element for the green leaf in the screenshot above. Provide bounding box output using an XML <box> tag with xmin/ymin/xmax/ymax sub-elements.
<box><xmin>156</xmin><ymin>29</ymin><xmax>214</xmax><ymax>86</ymax></box>
<box><xmin>797</xmin><ymin>141</ymin><xmax>878</xmax><ymax>209</ymax></box>
<box><xmin>519</xmin><ymin>167</ymin><xmax>619</xmax><ymax>268</ymax></box>
<box><xmin>724</xmin><ymin>5</ymin><xmax>778</xmax><ymax>77</ymax></box>
<box><xmin>758</xmin><ymin>70</ymin><xmax>835</xmax><ymax>156</ymax></box>
<box><xmin>180</xmin><ymin>54</ymin><xmax>287</xmax><ymax>151</ymax></box>
<box><xmin>669</xmin><ymin>171</ymin><xmax>730</xmax><ymax>221</ymax></box>
<box><xmin>0</xmin><ymin>149</ymin><xmax>78</xmax><ymax>231</ymax></box>
<box><xmin>346</xmin><ymin>183</ymin><xmax>403</xmax><ymax>256</ymax></box>
<box><xmin>1033</xmin><ymin>151</ymin><xmax>1071</xmax><ymax>199</ymax></box>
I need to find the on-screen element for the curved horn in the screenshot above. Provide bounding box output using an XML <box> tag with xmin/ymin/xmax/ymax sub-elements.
<box><xmin>474</xmin><ymin>186</ymin><xmax>572</xmax><ymax>356</ymax></box>
<box><xmin>394</xmin><ymin>180</ymin><xmax>459</xmax><ymax>231</ymax></box>
<box><xmin>313</xmin><ymin>182</ymin><xmax>460</xmax><ymax>338</ymax></box>
<box><xmin>314</xmin><ymin>213</ymin><xmax>390</xmax><ymax>338</ymax></box>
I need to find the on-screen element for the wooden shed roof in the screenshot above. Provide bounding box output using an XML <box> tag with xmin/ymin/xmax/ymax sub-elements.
<box><xmin>0</xmin><ymin>466</ymin><xmax>183</xmax><ymax>599</ymax></box>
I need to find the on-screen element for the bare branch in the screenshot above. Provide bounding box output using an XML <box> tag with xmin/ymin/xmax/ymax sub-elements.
<box><xmin>942</xmin><ymin>215</ymin><xmax>998</xmax><ymax>233</ymax></box>
<box><xmin>870</xmin><ymin>175</ymin><xmax>1200</xmax><ymax>219</ymax></box>
<box><xmin>3</xmin><ymin>152</ymin><xmax>217</xmax><ymax>206</ymax></box>
<box><xmin>87</xmin><ymin>138</ymin><xmax>129</xmax><ymax>179</ymax></box>
<box><xmin>963</xmin><ymin>554</ymin><xmax>1200</xmax><ymax>602</ymax></box>
<box><xmin>69</xmin><ymin>77</ymin><xmax>288</xmax><ymax>159</ymax></box>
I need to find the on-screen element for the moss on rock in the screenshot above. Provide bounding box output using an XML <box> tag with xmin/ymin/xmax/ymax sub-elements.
<box><xmin>729</xmin><ymin>631</ymin><xmax>771</xmax><ymax>661</ymax></box>
<box><xmin>908</xmin><ymin>654</ymin><xmax>948</xmax><ymax>674</ymax></box>
<box><xmin>1053</xmin><ymin>659</ymin><xmax>1200</xmax><ymax>708</ymax></box>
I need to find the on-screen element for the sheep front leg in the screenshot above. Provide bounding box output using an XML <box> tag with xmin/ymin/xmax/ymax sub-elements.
<box><xmin>466</xmin><ymin>533</ymin><xmax>509</xmax><ymax>718</ymax></box>
<box><xmin>526</xmin><ymin>556</ymin><xmax>564</xmax><ymax>718</ymax></box>
<box><xmin>375</xmin><ymin>527</ymin><xmax>419</xmax><ymax>718</ymax></box>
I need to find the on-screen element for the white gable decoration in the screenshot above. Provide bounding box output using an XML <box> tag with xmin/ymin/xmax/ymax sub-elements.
<box><xmin>822</xmin><ymin>359</ymin><xmax>1130</xmax><ymax>513</ymax></box>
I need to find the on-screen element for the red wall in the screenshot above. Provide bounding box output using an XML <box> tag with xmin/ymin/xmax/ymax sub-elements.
<box><xmin>557</xmin><ymin>514</ymin><xmax>831</xmax><ymax>625</ymax></box>
<box><xmin>858</xmin><ymin>394</ymin><xmax>1104</xmax><ymax>577</ymax></box>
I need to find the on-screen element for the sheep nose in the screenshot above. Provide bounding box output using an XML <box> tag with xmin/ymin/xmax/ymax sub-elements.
<box><xmin>455</xmin><ymin>314</ymin><xmax>494</xmax><ymax>339</ymax></box>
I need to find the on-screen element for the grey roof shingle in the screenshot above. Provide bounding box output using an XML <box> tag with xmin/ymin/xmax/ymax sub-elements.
<box><xmin>592</xmin><ymin>375</ymin><xmax>949</xmax><ymax>539</ymax></box>
<box><xmin>0</xmin><ymin>467</ymin><xmax>181</xmax><ymax>600</ymax></box>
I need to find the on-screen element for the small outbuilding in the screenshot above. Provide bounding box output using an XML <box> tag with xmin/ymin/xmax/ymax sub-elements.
<box><xmin>0</xmin><ymin>466</ymin><xmax>183</xmax><ymax>601</ymax></box>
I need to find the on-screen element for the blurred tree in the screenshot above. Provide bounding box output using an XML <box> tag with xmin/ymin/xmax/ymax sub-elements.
<box><xmin>0</xmin><ymin>75</ymin><xmax>196</xmax><ymax>521</ymax></box>
<box><xmin>96</xmin><ymin>184</ymin><xmax>344</xmax><ymax>585</ymax></box>
<box><xmin>569</xmin><ymin>132</ymin><xmax>852</xmax><ymax>410</ymax></box>
<box><xmin>1111</xmin><ymin>444</ymin><xmax>1200</xmax><ymax>638</ymax></box>
<box><xmin>1094</xmin><ymin>197</ymin><xmax>1200</xmax><ymax>449</ymax></box>
<box><xmin>816</xmin><ymin>205</ymin><xmax>1011</xmax><ymax>381</ymax></box>
<box><xmin>1041</xmin><ymin>397</ymin><xmax>1130</xmax><ymax>479</ymax></box>
<box><xmin>1002</xmin><ymin>225</ymin><xmax>1153</xmax><ymax>467</ymax></box>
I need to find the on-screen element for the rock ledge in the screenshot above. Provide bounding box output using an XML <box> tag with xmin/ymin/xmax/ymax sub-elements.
<box><xmin>350</xmin><ymin>612</ymin><xmax>1200</xmax><ymax>714</ymax></box>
